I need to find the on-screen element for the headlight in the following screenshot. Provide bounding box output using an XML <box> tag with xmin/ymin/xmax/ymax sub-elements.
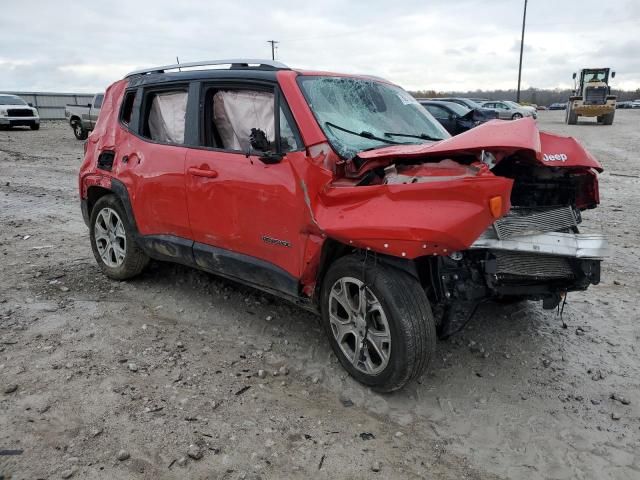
<box><xmin>0</xmin><ymin>108</ymin><xmax>7</xmax><ymax>116</ymax></box>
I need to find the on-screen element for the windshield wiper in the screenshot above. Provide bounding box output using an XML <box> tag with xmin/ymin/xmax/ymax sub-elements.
<box><xmin>384</xmin><ymin>132</ymin><xmax>443</xmax><ymax>141</ymax></box>
<box><xmin>324</xmin><ymin>122</ymin><xmax>400</xmax><ymax>145</ymax></box>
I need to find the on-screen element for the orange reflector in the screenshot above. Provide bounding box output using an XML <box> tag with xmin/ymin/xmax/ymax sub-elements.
<box><xmin>489</xmin><ymin>196</ymin><xmax>503</xmax><ymax>218</ymax></box>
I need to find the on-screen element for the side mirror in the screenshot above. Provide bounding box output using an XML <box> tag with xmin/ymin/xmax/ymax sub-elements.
<box><xmin>611</xmin><ymin>71</ymin><xmax>616</xmax><ymax>78</ymax></box>
<box><xmin>249</xmin><ymin>128</ymin><xmax>282</xmax><ymax>164</ymax></box>
<box><xmin>572</xmin><ymin>72</ymin><xmax>577</xmax><ymax>79</ymax></box>
<box><xmin>87</xmin><ymin>102</ymin><xmax>92</xmax><ymax>107</ymax></box>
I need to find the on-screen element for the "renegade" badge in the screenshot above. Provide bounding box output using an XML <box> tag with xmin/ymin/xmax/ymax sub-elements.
<box><xmin>262</xmin><ymin>236</ymin><xmax>291</xmax><ymax>248</ymax></box>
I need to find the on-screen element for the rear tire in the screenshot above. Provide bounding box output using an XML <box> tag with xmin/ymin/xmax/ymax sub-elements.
<box><xmin>320</xmin><ymin>255</ymin><xmax>436</xmax><ymax>392</ymax></box>
<box><xmin>71</xmin><ymin>119</ymin><xmax>88</xmax><ymax>140</ymax></box>
<box><xmin>89</xmin><ymin>194</ymin><xmax>149</xmax><ymax>280</ymax></box>
<box><xmin>511</xmin><ymin>113</ymin><xmax>523</xmax><ymax>119</ymax></box>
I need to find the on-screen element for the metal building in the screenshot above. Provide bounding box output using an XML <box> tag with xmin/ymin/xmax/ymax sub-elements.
<box><xmin>0</xmin><ymin>91</ymin><xmax>95</xmax><ymax>120</ymax></box>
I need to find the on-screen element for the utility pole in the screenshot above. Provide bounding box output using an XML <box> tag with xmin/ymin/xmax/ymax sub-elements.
<box><xmin>516</xmin><ymin>0</ymin><xmax>528</xmax><ymax>103</ymax></box>
<box><xmin>267</xmin><ymin>40</ymin><xmax>279</xmax><ymax>60</ymax></box>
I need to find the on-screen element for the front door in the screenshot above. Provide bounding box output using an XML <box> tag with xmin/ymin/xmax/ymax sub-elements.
<box><xmin>185</xmin><ymin>83</ymin><xmax>307</xmax><ymax>293</ymax></box>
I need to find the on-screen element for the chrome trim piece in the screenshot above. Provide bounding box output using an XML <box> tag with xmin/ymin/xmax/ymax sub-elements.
<box><xmin>125</xmin><ymin>59</ymin><xmax>290</xmax><ymax>78</ymax></box>
<box><xmin>470</xmin><ymin>232</ymin><xmax>608</xmax><ymax>259</ymax></box>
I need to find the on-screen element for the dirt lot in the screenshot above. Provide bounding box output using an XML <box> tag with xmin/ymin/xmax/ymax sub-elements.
<box><xmin>1</xmin><ymin>111</ymin><xmax>639</xmax><ymax>480</ymax></box>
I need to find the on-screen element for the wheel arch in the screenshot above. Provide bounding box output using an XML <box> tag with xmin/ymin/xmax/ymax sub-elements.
<box><xmin>69</xmin><ymin>115</ymin><xmax>81</xmax><ymax>126</ymax></box>
<box><xmin>314</xmin><ymin>237</ymin><xmax>434</xmax><ymax>300</ymax></box>
<box><xmin>82</xmin><ymin>179</ymin><xmax>139</xmax><ymax>235</ymax></box>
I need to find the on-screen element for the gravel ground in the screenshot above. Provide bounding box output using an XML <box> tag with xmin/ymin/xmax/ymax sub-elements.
<box><xmin>1</xmin><ymin>111</ymin><xmax>639</xmax><ymax>479</ymax></box>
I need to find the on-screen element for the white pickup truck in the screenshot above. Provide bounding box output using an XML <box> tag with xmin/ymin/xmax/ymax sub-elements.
<box><xmin>65</xmin><ymin>93</ymin><xmax>104</xmax><ymax>140</ymax></box>
<box><xmin>0</xmin><ymin>94</ymin><xmax>40</xmax><ymax>130</ymax></box>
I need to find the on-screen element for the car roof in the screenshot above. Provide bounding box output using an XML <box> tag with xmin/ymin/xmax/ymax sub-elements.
<box><xmin>124</xmin><ymin>59</ymin><xmax>396</xmax><ymax>87</ymax></box>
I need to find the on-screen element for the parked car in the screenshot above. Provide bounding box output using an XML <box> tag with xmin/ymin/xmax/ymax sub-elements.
<box><xmin>419</xmin><ymin>100</ymin><xmax>495</xmax><ymax>135</ymax></box>
<box><xmin>65</xmin><ymin>93</ymin><xmax>104</xmax><ymax>140</ymax></box>
<box><xmin>615</xmin><ymin>101</ymin><xmax>633</xmax><ymax>109</ymax></box>
<box><xmin>0</xmin><ymin>94</ymin><xmax>40</xmax><ymax>130</ymax></box>
<box><xmin>549</xmin><ymin>103</ymin><xmax>567</xmax><ymax>110</ymax></box>
<box><xmin>504</xmin><ymin>101</ymin><xmax>537</xmax><ymax>118</ymax></box>
<box><xmin>426</xmin><ymin>97</ymin><xmax>499</xmax><ymax>117</ymax></box>
<box><xmin>481</xmin><ymin>100</ymin><xmax>536</xmax><ymax>120</ymax></box>
<box><xmin>632</xmin><ymin>100</ymin><xmax>640</xmax><ymax>109</ymax></box>
<box><xmin>80</xmin><ymin>59</ymin><xmax>607</xmax><ymax>392</ymax></box>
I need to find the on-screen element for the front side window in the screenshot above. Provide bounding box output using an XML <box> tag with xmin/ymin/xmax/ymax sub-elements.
<box><xmin>298</xmin><ymin>76</ymin><xmax>449</xmax><ymax>160</ymax></box>
<box><xmin>143</xmin><ymin>90</ymin><xmax>188</xmax><ymax>144</ymax></box>
<box><xmin>203</xmin><ymin>88</ymin><xmax>301</xmax><ymax>154</ymax></box>
<box><xmin>94</xmin><ymin>94</ymin><xmax>104</xmax><ymax>109</ymax></box>
<box><xmin>212</xmin><ymin>90</ymin><xmax>274</xmax><ymax>152</ymax></box>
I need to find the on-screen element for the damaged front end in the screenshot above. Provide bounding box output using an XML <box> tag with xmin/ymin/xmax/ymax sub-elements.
<box><xmin>314</xmin><ymin>117</ymin><xmax>607</xmax><ymax>319</ymax></box>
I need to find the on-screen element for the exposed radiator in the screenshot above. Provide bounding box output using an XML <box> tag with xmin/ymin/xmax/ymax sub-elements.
<box><xmin>493</xmin><ymin>251</ymin><xmax>574</xmax><ymax>279</ymax></box>
<box><xmin>493</xmin><ymin>206</ymin><xmax>577</xmax><ymax>239</ymax></box>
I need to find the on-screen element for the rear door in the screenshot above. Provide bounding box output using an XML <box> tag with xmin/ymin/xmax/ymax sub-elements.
<box><xmin>184</xmin><ymin>81</ymin><xmax>307</xmax><ymax>292</ymax></box>
<box><xmin>115</xmin><ymin>85</ymin><xmax>192</xmax><ymax>241</ymax></box>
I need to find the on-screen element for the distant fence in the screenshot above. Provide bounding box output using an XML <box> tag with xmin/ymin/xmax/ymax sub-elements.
<box><xmin>0</xmin><ymin>91</ymin><xmax>95</xmax><ymax>120</ymax></box>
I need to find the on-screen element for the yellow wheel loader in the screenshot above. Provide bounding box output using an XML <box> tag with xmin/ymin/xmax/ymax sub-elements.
<box><xmin>566</xmin><ymin>68</ymin><xmax>616</xmax><ymax>125</ymax></box>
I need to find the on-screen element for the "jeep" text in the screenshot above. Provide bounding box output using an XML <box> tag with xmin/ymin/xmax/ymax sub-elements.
<box><xmin>543</xmin><ymin>153</ymin><xmax>568</xmax><ymax>162</ymax></box>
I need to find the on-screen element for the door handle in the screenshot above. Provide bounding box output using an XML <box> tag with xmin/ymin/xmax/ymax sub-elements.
<box><xmin>188</xmin><ymin>167</ymin><xmax>218</xmax><ymax>178</ymax></box>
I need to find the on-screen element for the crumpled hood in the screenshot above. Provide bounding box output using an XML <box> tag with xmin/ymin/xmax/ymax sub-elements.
<box><xmin>356</xmin><ymin>117</ymin><xmax>603</xmax><ymax>171</ymax></box>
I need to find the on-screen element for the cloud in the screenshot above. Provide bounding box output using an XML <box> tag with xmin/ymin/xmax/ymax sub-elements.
<box><xmin>0</xmin><ymin>0</ymin><xmax>638</xmax><ymax>93</ymax></box>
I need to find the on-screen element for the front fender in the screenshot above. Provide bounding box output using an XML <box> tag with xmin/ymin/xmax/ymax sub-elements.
<box><xmin>315</xmin><ymin>174</ymin><xmax>513</xmax><ymax>259</ymax></box>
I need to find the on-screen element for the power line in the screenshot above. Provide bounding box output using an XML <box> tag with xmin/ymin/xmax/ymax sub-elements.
<box><xmin>267</xmin><ymin>40</ymin><xmax>279</xmax><ymax>60</ymax></box>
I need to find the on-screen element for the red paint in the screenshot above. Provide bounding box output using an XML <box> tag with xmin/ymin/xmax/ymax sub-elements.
<box><xmin>80</xmin><ymin>70</ymin><xmax>602</xmax><ymax>298</ymax></box>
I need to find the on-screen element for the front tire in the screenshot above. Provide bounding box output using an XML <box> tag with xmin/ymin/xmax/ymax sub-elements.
<box><xmin>89</xmin><ymin>195</ymin><xmax>149</xmax><ymax>280</ymax></box>
<box><xmin>320</xmin><ymin>255</ymin><xmax>436</xmax><ymax>392</ymax></box>
<box><xmin>602</xmin><ymin>111</ymin><xmax>615</xmax><ymax>125</ymax></box>
<box><xmin>30</xmin><ymin>123</ymin><xmax>40</xmax><ymax>130</ymax></box>
<box><xmin>511</xmin><ymin>113</ymin><xmax>523</xmax><ymax>119</ymax></box>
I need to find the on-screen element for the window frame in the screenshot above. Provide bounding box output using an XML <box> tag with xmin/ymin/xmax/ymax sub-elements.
<box><xmin>196</xmin><ymin>80</ymin><xmax>304</xmax><ymax>155</ymax></box>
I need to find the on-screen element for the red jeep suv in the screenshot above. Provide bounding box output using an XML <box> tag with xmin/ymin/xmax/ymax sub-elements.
<box><xmin>79</xmin><ymin>59</ymin><xmax>607</xmax><ymax>391</ymax></box>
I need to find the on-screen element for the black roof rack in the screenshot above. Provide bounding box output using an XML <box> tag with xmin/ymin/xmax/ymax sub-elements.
<box><xmin>125</xmin><ymin>59</ymin><xmax>289</xmax><ymax>78</ymax></box>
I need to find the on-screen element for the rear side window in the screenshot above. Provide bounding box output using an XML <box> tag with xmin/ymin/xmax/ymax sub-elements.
<box><xmin>120</xmin><ymin>90</ymin><xmax>136</xmax><ymax>125</ymax></box>
<box><xmin>142</xmin><ymin>90</ymin><xmax>188</xmax><ymax>145</ymax></box>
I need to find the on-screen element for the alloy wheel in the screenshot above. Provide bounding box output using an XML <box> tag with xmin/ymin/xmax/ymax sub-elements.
<box><xmin>328</xmin><ymin>277</ymin><xmax>391</xmax><ymax>375</ymax></box>
<box><xmin>94</xmin><ymin>207</ymin><xmax>127</xmax><ymax>267</ymax></box>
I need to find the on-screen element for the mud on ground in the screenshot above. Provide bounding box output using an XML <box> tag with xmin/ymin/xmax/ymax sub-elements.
<box><xmin>1</xmin><ymin>111</ymin><xmax>639</xmax><ymax>479</ymax></box>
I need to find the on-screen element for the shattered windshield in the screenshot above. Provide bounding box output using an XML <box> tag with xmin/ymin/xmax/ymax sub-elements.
<box><xmin>299</xmin><ymin>76</ymin><xmax>450</xmax><ymax>160</ymax></box>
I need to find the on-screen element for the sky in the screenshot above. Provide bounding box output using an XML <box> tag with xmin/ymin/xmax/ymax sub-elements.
<box><xmin>1</xmin><ymin>0</ymin><xmax>639</xmax><ymax>94</ymax></box>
